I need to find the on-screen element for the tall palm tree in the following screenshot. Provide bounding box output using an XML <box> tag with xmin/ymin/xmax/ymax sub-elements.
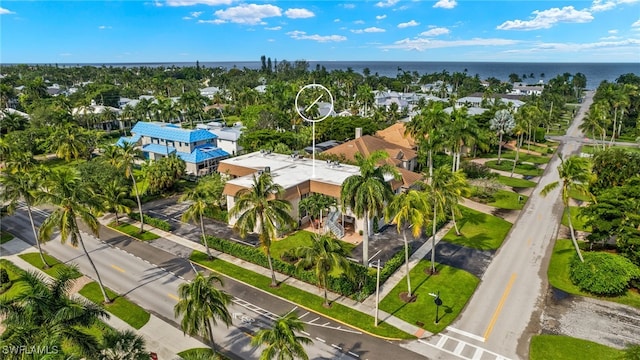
<box><xmin>447</xmin><ymin>107</ymin><xmax>479</xmax><ymax>172</ymax></box>
<box><xmin>230</xmin><ymin>172</ymin><xmax>296</xmax><ymax>287</ymax></box>
<box><xmin>385</xmin><ymin>189</ymin><xmax>429</xmax><ymax>299</ymax></box>
<box><xmin>0</xmin><ymin>266</ymin><xmax>108</xmax><ymax>359</ymax></box>
<box><xmin>180</xmin><ymin>176</ymin><xmax>224</xmax><ymax>259</ymax></box>
<box><xmin>251</xmin><ymin>312</ymin><xmax>312</xmax><ymax>360</ymax></box>
<box><xmin>106</xmin><ymin>143</ymin><xmax>145</xmax><ymax>233</ymax></box>
<box><xmin>340</xmin><ymin>150</ymin><xmax>400</xmax><ymax>265</ymax></box>
<box><xmin>441</xmin><ymin>170</ymin><xmax>471</xmax><ymax>236</ymax></box>
<box><xmin>99</xmin><ymin>329</ymin><xmax>150</xmax><ymax>360</ymax></box>
<box><xmin>294</xmin><ymin>234</ymin><xmax>353</xmax><ymax>307</ymax></box>
<box><xmin>38</xmin><ymin>168</ymin><xmax>111</xmax><ymax>303</ymax></box>
<box><xmin>174</xmin><ymin>273</ymin><xmax>232</xmax><ymax>354</ymax></box>
<box><xmin>423</xmin><ymin>166</ymin><xmax>451</xmax><ymax>274</ymax></box>
<box><xmin>541</xmin><ymin>156</ymin><xmax>594</xmax><ymax>262</ymax></box>
<box><xmin>46</xmin><ymin>123</ymin><xmax>89</xmax><ymax>162</ymax></box>
<box><xmin>0</xmin><ymin>167</ymin><xmax>50</xmax><ymax>267</ymax></box>
<box><xmin>102</xmin><ymin>179</ymin><xmax>134</xmax><ymax>226</ymax></box>
<box><xmin>490</xmin><ymin>109</ymin><xmax>516</xmax><ymax>165</ymax></box>
<box><xmin>405</xmin><ymin>101</ymin><xmax>449</xmax><ymax>178</ymax></box>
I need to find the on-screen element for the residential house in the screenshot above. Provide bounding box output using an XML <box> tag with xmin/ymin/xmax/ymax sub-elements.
<box><xmin>117</xmin><ymin>122</ymin><xmax>229</xmax><ymax>176</ymax></box>
<box><xmin>196</xmin><ymin>122</ymin><xmax>244</xmax><ymax>156</ymax></box>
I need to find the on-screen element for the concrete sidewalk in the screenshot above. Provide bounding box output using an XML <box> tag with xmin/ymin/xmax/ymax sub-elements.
<box><xmin>0</xmin><ymin>237</ymin><xmax>207</xmax><ymax>360</ymax></box>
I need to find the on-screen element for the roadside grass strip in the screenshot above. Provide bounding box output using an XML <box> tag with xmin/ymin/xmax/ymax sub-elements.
<box><xmin>108</xmin><ymin>222</ymin><xmax>160</xmax><ymax>241</ymax></box>
<box><xmin>18</xmin><ymin>252</ymin><xmax>82</xmax><ymax>279</ymax></box>
<box><xmin>379</xmin><ymin>261</ymin><xmax>479</xmax><ymax>334</ymax></box>
<box><xmin>530</xmin><ymin>335</ymin><xmax>623</xmax><ymax>360</ymax></box>
<box><xmin>561</xmin><ymin>207</ymin><xmax>591</xmax><ymax>232</ymax></box>
<box><xmin>496</xmin><ymin>175</ymin><xmax>537</xmax><ymax>188</ymax></box>
<box><xmin>442</xmin><ymin>207</ymin><xmax>512</xmax><ymax>250</ymax></box>
<box><xmin>485</xmin><ymin>160</ymin><xmax>544</xmax><ymax>177</ymax></box>
<box><xmin>190</xmin><ymin>251</ymin><xmax>414</xmax><ymax>340</ymax></box>
<box><xmin>486</xmin><ymin>190</ymin><xmax>528</xmax><ymax>210</ymax></box>
<box><xmin>79</xmin><ymin>282</ymin><xmax>150</xmax><ymax>329</ymax></box>
<box><xmin>178</xmin><ymin>348</ymin><xmax>233</xmax><ymax>360</ymax></box>
<box><xmin>548</xmin><ymin>240</ymin><xmax>640</xmax><ymax>309</ymax></box>
<box><xmin>0</xmin><ymin>231</ymin><xmax>14</xmax><ymax>244</ymax></box>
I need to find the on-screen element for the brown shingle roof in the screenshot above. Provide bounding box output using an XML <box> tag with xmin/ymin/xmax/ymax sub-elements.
<box><xmin>322</xmin><ymin>135</ymin><xmax>417</xmax><ymax>163</ymax></box>
<box><xmin>375</xmin><ymin>123</ymin><xmax>417</xmax><ymax>149</ymax></box>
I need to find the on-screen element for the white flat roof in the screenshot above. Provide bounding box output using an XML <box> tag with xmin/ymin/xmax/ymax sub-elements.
<box><xmin>223</xmin><ymin>151</ymin><xmax>362</xmax><ymax>189</ymax></box>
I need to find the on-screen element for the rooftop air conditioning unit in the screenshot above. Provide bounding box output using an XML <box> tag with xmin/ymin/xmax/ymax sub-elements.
<box><xmin>264</xmin><ymin>166</ymin><xmax>270</xmax><ymax>173</ymax></box>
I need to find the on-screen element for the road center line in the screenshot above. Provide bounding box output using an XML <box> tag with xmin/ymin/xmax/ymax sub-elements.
<box><xmin>111</xmin><ymin>264</ymin><xmax>125</xmax><ymax>273</ymax></box>
<box><xmin>483</xmin><ymin>273</ymin><xmax>517</xmax><ymax>340</ymax></box>
<box><xmin>167</xmin><ymin>293</ymin><xmax>180</xmax><ymax>301</ymax></box>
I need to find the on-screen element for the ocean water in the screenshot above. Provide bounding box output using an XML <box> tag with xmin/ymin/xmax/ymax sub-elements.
<box><xmin>84</xmin><ymin>61</ymin><xmax>639</xmax><ymax>90</ymax></box>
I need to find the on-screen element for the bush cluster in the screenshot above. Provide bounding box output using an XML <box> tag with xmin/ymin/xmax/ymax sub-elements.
<box><xmin>128</xmin><ymin>212</ymin><xmax>172</xmax><ymax>231</ymax></box>
<box><xmin>570</xmin><ymin>252</ymin><xmax>640</xmax><ymax>296</ymax></box>
<box><xmin>204</xmin><ymin>235</ymin><xmax>407</xmax><ymax>300</ymax></box>
<box><xmin>461</xmin><ymin>162</ymin><xmax>498</xmax><ymax>180</ymax></box>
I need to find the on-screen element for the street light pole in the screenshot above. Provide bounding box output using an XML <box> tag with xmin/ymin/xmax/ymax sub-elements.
<box><xmin>429</xmin><ymin>291</ymin><xmax>443</xmax><ymax>324</ymax></box>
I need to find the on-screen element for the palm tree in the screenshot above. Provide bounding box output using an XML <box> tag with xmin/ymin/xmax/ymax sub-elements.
<box><xmin>294</xmin><ymin>234</ymin><xmax>353</xmax><ymax>307</ymax></box>
<box><xmin>385</xmin><ymin>190</ymin><xmax>429</xmax><ymax>299</ymax></box>
<box><xmin>174</xmin><ymin>273</ymin><xmax>232</xmax><ymax>354</ymax></box>
<box><xmin>229</xmin><ymin>172</ymin><xmax>296</xmax><ymax>287</ymax></box>
<box><xmin>423</xmin><ymin>166</ymin><xmax>452</xmax><ymax>274</ymax></box>
<box><xmin>405</xmin><ymin>101</ymin><xmax>449</xmax><ymax>178</ymax></box>
<box><xmin>102</xmin><ymin>179</ymin><xmax>135</xmax><ymax>226</ymax></box>
<box><xmin>99</xmin><ymin>329</ymin><xmax>150</xmax><ymax>360</ymax></box>
<box><xmin>38</xmin><ymin>168</ymin><xmax>111</xmax><ymax>303</ymax></box>
<box><xmin>46</xmin><ymin>123</ymin><xmax>89</xmax><ymax>162</ymax></box>
<box><xmin>340</xmin><ymin>150</ymin><xmax>400</xmax><ymax>265</ymax></box>
<box><xmin>441</xmin><ymin>170</ymin><xmax>471</xmax><ymax>236</ymax></box>
<box><xmin>180</xmin><ymin>176</ymin><xmax>225</xmax><ymax>259</ymax></box>
<box><xmin>447</xmin><ymin>107</ymin><xmax>479</xmax><ymax>172</ymax></box>
<box><xmin>0</xmin><ymin>266</ymin><xmax>108</xmax><ymax>359</ymax></box>
<box><xmin>251</xmin><ymin>312</ymin><xmax>312</xmax><ymax>360</ymax></box>
<box><xmin>541</xmin><ymin>156</ymin><xmax>594</xmax><ymax>262</ymax></box>
<box><xmin>106</xmin><ymin>143</ymin><xmax>146</xmax><ymax>233</ymax></box>
<box><xmin>0</xmin><ymin>167</ymin><xmax>50</xmax><ymax>267</ymax></box>
<box><xmin>490</xmin><ymin>109</ymin><xmax>515</xmax><ymax>165</ymax></box>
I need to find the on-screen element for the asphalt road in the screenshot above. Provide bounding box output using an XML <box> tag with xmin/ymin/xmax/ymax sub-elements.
<box><xmin>2</xmin><ymin>206</ymin><xmax>426</xmax><ymax>360</ymax></box>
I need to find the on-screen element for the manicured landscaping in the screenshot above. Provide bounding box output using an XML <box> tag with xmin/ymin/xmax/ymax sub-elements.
<box><xmin>471</xmin><ymin>189</ymin><xmax>527</xmax><ymax>210</ymax></box>
<box><xmin>441</xmin><ymin>207</ymin><xmax>513</xmax><ymax>250</ymax></box>
<box><xmin>561</xmin><ymin>207</ymin><xmax>591</xmax><ymax>232</ymax></box>
<box><xmin>109</xmin><ymin>222</ymin><xmax>160</xmax><ymax>241</ymax></box>
<box><xmin>496</xmin><ymin>175</ymin><xmax>537</xmax><ymax>188</ymax></box>
<box><xmin>272</xmin><ymin>230</ymin><xmax>356</xmax><ymax>261</ymax></box>
<box><xmin>529</xmin><ymin>335</ymin><xmax>624</xmax><ymax>360</ymax></box>
<box><xmin>485</xmin><ymin>160</ymin><xmax>544</xmax><ymax>177</ymax></box>
<box><xmin>79</xmin><ymin>282</ymin><xmax>151</xmax><ymax>329</ymax></box>
<box><xmin>18</xmin><ymin>252</ymin><xmax>82</xmax><ymax>279</ymax></box>
<box><xmin>0</xmin><ymin>231</ymin><xmax>14</xmax><ymax>244</ymax></box>
<box><xmin>0</xmin><ymin>259</ymin><xmax>27</xmax><ymax>300</ymax></box>
<box><xmin>548</xmin><ymin>239</ymin><xmax>640</xmax><ymax>309</ymax></box>
<box><xmin>178</xmin><ymin>348</ymin><xmax>232</xmax><ymax>360</ymax></box>
<box><xmin>379</xmin><ymin>261</ymin><xmax>479</xmax><ymax>333</ymax></box>
<box><xmin>190</xmin><ymin>251</ymin><xmax>414</xmax><ymax>340</ymax></box>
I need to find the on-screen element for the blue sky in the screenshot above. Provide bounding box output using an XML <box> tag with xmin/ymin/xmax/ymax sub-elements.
<box><xmin>1</xmin><ymin>0</ymin><xmax>639</xmax><ymax>63</ymax></box>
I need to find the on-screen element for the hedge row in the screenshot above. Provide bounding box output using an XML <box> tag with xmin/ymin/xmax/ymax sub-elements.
<box><xmin>205</xmin><ymin>235</ymin><xmax>407</xmax><ymax>300</ymax></box>
<box><xmin>128</xmin><ymin>212</ymin><xmax>172</xmax><ymax>231</ymax></box>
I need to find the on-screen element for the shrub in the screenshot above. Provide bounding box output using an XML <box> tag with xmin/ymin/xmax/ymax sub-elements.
<box><xmin>0</xmin><ymin>268</ymin><xmax>9</xmax><ymax>283</ymax></box>
<box><xmin>570</xmin><ymin>252</ymin><xmax>640</xmax><ymax>296</ymax></box>
<box><xmin>461</xmin><ymin>162</ymin><xmax>498</xmax><ymax>180</ymax></box>
<box><xmin>128</xmin><ymin>212</ymin><xmax>172</xmax><ymax>231</ymax></box>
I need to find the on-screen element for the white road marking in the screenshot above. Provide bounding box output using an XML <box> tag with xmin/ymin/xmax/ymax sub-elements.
<box><xmin>316</xmin><ymin>337</ymin><xmax>326</xmax><ymax>343</ymax></box>
<box><xmin>347</xmin><ymin>351</ymin><xmax>360</xmax><ymax>358</ymax></box>
<box><xmin>446</xmin><ymin>326</ymin><xmax>486</xmax><ymax>342</ymax></box>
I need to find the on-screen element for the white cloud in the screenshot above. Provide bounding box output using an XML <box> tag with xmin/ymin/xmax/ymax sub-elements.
<box><xmin>166</xmin><ymin>0</ymin><xmax>233</xmax><ymax>6</ymax></box>
<box><xmin>265</xmin><ymin>26</ymin><xmax>281</xmax><ymax>30</ymax></box>
<box><xmin>334</xmin><ymin>18</ymin><xmax>341</xmax><ymax>22</ymax></box>
<box><xmin>497</xmin><ymin>6</ymin><xmax>593</xmax><ymax>31</ymax></box>
<box><xmin>608</xmin><ymin>29</ymin><xmax>618</xmax><ymax>34</ymax></box>
<box><xmin>214</xmin><ymin>4</ymin><xmax>281</xmax><ymax>25</ymax></box>
<box><xmin>433</xmin><ymin>0</ymin><xmax>457</xmax><ymax>9</ymax></box>
<box><xmin>198</xmin><ymin>19</ymin><xmax>226</xmax><ymax>24</ymax></box>
<box><xmin>398</xmin><ymin>20</ymin><xmax>419</xmax><ymax>28</ymax></box>
<box><xmin>420</xmin><ymin>27</ymin><xmax>450</xmax><ymax>36</ymax></box>
<box><xmin>376</xmin><ymin>0</ymin><xmax>400</xmax><ymax>8</ymax></box>
<box><xmin>507</xmin><ymin>38</ymin><xmax>640</xmax><ymax>53</ymax></box>
<box><xmin>633</xmin><ymin>19</ymin><xmax>640</xmax><ymax>27</ymax></box>
<box><xmin>285</xmin><ymin>8</ymin><xmax>314</xmax><ymax>19</ymax></box>
<box><xmin>191</xmin><ymin>11</ymin><xmax>203</xmax><ymax>17</ymax></box>
<box><xmin>600</xmin><ymin>35</ymin><xmax>620</xmax><ymax>40</ymax></box>
<box><xmin>354</xmin><ymin>20</ymin><xmax>365</xmax><ymax>24</ymax></box>
<box><xmin>287</xmin><ymin>30</ymin><xmax>347</xmax><ymax>42</ymax></box>
<box><xmin>342</xmin><ymin>4</ymin><xmax>356</xmax><ymax>9</ymax></box>
<box><xmin>0</xmin><ymin>7</ymin><xmax>15</xmax><ymax>15</ymax></box>
<box><xmin>98</xmin><ymin>25</ymin><xmax>112</xmax><ymax>29</ymax></box>
<box><xmin>376</xmin><ymin>14</ymin><xmax>387</xmax><ymax>20</ymax></box>
<box><xmin>382</xmin><ymin>37</ymin><xmax>520</xmax><ymax>51</ymax></box>
<box><xmin>351</xmin><ymin>27</ymin><xmax>386</xmax><ymax>33</ymax></box>
<box><xmin>591</xmin><ymin>0</ymin><xmax>616</xmax><ymax>12</ymax></box>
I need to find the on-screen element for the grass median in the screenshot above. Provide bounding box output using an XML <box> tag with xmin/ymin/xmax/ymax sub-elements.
<box><xmin>18</xmin><ymin>252</ymin><xmax>82</xmax><ymax>279</ymax></box>
<box><xmin>190</xmin><ymin>251</ymin><xmax>414</xmax><ymax>340</ymax></box>
<box><xmin>379</xmin><ymin>261</ymin><xmax>479</xmax><ymax>334</ymax></box>
<box><xmin>530</xmin><ymin>335</ymin><xmax>623</xmax><ymax>360</ymax></box>
<box><xmin>0</xmin><ymin>231</ymin><xmax>14</xmax><ymax>244</ymax></box>
<box><xmin>496</xmin><ymin>175</ymin><xmax>537</xmax><ymax>188</ymax></box>
<box><xmin>79</xmin><ymin>282</ymin><xmax>150</xmax><ymax>329</ymax></box>
<box><xmin>109</xmin><ymin>222</ymin><xmax>160</xmax><ymax>241</ymax></box>
<box><xmin>441</xmin><ymin>207</ymin><xmax>512</xmax><ymax>250</ymax></box>
<box><xmin>485</xmin><ymin>160</ymin><xmax>544</xmax><ymax>177</ymax></box>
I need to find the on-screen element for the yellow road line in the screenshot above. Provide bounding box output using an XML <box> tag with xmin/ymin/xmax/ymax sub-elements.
<box><xmin>167</xmin><ymin>293</ymin><xmax>180</xmax><ymax>301</ymax></box>
<box><xmin>111</xmin><ymin>264</ymin><xmax>125</xmax><ymax>273</ymax></box>
<box><xmin>527</xmin><ymin>238</ymin><xmax>532</xmax><ymax>247</ymax></box>
<box><xmin>483</xmin><ymin>273</ymin><xmax>517</xmax><ymax>340</ymax></box>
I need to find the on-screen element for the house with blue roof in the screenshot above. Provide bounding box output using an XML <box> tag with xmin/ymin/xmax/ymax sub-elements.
<box><xmin>117</xmin><ymin>122</ymin><xmax>230</xmax><ymax>176</ymax></box>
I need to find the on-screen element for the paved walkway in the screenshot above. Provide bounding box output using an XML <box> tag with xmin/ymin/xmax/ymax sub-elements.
<box><xmin>0</xmin><ymin>237</ymin><xmax>207</xmax><ymax>360</ymax></box>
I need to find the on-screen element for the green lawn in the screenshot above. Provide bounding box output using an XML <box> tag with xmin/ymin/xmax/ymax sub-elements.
<box><xmin>442</xmin><ymin>207</ymin><xmax>513</xmax><ymax>250</ymax></box>
<box><xmin>480</xmin><ymin>150</ymin><xmax>550</xmax><ymax>164</ymax></box>
<box><xmin>485</xmin><ymin>160</ymin><xmax>543</xmax><ymax>177</ymax></box>
<box><xmin>109</xmin><ymin>222</ymin><xmax>160</xmax><ymax>241</ymax></box>
<box><xmin>18</xmin><ymin>252</ymin><xmax>82</xmax><ymax>279</ymax></box>
<box><xmin>272</xmin><ymin>230</ymin><xmax>356</xmax><ymax>260</ymax></box>
<box><xmin>470</xmin><ymin>189</ymin><xmax>527</xmax><ymax>210</ymax></box>
<box><xmin>0</xmin><ymin>260</ymin><xmax>27</xmax><ymax>300</ymax></box>
<box><xmin>496</xmin><ymin>175</ymin><xmax>537</xmax><ymax>188</ymax></box>
<box><xmin>548</xmin><ymin>239</ymin><xmax>640</xmax><ymax>309</ymax></box>
<box><xmin>568</xmin><ymin>188</ymin><xmax>593</xmax><ymax>202</ymax></box>
<box><xmin>379</xmin><ymin>261</ymin><xmax>479</xmax><ymax>333</ymax></box>
<box><xmin>190</xmin><ymin>251</ymin><xmax>414</xmax><ymax>340</ymax></box>
<box><xmin>39</xmin><ymin>157</ymin><xmax>87</xmax><ymax>171</ymax></box>
<box><xmin>561</xmin><ymin>207</ymin><xmax>591</xmax><ymax>232</ymax></box>
<box><xmin>79</xmin><ymin>282</ymin><xmax>150</xmax><ymax>329</ymax></box>
<box><xmin>0</xmin><ymin>231</ymin><xmax>14</xmax><ymax>244</ymax></box>
<box><xmin>178</xmin><ymin>348</ymin><xmax>232</xmax><ymax>360</ymax></box>
<box><xmin>530</xmin><ymin>335</ymin><xmax>624</xmax><ymax>360</ymax></box>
